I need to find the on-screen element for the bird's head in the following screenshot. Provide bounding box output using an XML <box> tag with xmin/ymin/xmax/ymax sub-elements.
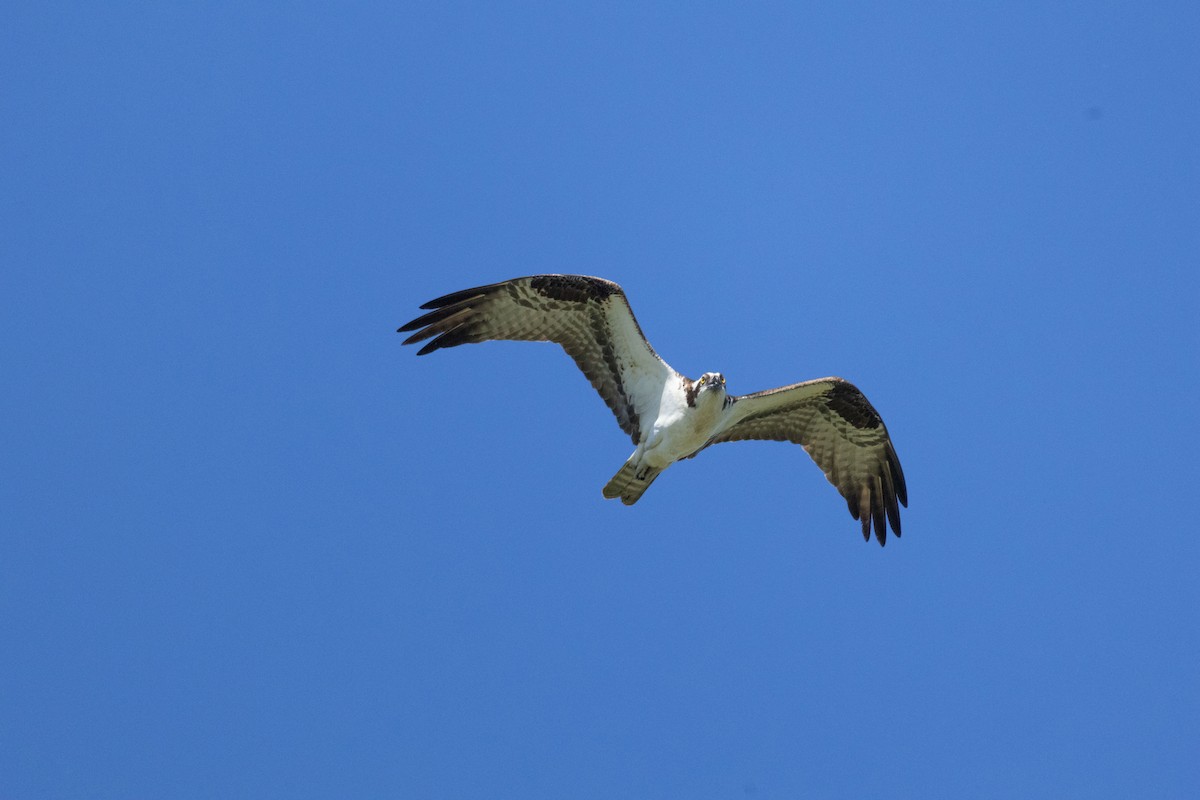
<box><xmin>698</xmin><ymin>372</ymin><xmax>727</xmax><ymax>396</ymax></box>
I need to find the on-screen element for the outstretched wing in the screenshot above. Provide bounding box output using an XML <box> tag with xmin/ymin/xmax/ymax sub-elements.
<box><xmin>398</xmin><ymin>275</ymin><xmax>676</xmax><ymax>444</ymax></box>
<box><xmin>709</xmin><ymin>378</ymin><xmax>907</xmax><ymax>545</ymax></box>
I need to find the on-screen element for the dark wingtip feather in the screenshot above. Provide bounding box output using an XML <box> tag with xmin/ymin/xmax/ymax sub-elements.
<box><xmin>398</xmin><ymin>282</ymin><xmax>500</xmax><ymax>335</ymax></box>
<box><xmin>398</xmin><ymin>303</ymin><xmax>463</xmax><ymax>335</ymax></box>
<box><xmin>399</xmin><ymin>296</ymin><xmax>487</xmax><ymax>351</ymax></box>
<box><xmin>401</xmin><ymin>329</ymin><xmax>435</xmax><ymax>347</ymax></box>
<box><xmin>885</xmin><ymin>492</ymin><xmax>902</xmax><ymax>538</ymax></box>
<box><xmin>420</xmin><ymin>285</ymin><xmax>496</xmax><ymax>310</ymax></box>
<box><xmin>887</xmin><ymin>444</ymin><xmax>908</xmax><ymax>507</ymax></box>
<box><xmin>414</xmin><ymin>324</ymin><xmax>472</xmax><ymax>356</ymax></box>
<box><xmin>870</xmin><ymin>479</ymin><xmax>887</xmax><ymax>545</ymax></box>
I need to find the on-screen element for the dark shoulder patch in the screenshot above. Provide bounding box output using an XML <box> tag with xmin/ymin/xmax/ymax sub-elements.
<box><xmin>683</xmin><ymin>377</ymin><xmax>700</xmax><ymax>408</ymax></box>
<box><xmin>825</xmin><ymin>381</ymin><xmax>882</xmax><ymax>429</ymax></box>
<box><xmin>530</xmin><ymin>275</ymin><xmax>618</xmax><ymax>304</ymax></box>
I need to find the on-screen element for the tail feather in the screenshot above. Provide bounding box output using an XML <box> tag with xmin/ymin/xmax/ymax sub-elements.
<box><xmin>602</xmin><ymin>458</ymin><xmax>663</xmax><ymax>506</ymax></box>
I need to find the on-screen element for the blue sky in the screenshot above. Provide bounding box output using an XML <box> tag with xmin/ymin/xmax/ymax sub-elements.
<box><xmin>3</xmin><ymin>2</ymin><xmax>1198</xmax><ymax>797</ymax></box>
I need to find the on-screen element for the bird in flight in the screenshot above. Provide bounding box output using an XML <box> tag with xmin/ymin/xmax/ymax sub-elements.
<box><xmin>399</xmin><ymin>274</ymin><xmax>907</xmax><ymax>544</ymax></box>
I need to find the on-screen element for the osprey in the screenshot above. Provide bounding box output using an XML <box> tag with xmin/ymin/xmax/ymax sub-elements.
<box><xmin>399</xmin><ymin>275</ymin><xmax>907</xmax><ymax>545</ymax></box>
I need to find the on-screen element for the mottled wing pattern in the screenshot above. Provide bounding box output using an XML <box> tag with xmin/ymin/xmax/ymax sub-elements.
<box><xmin>398</xmin><ymin>275</ymin><xmax>675</xmax><ymax>443</ymax></box>
<box><xmin>710</xmin><ymin>378</ymin><xmax>907</xmax><ymax>545</ymax></box>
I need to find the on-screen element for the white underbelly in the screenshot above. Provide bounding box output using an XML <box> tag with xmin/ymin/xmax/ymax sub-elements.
<box><xmin>642</xmin><ymin>410</ymin><xmax>720</xmax><ymax>468</ymax></box>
